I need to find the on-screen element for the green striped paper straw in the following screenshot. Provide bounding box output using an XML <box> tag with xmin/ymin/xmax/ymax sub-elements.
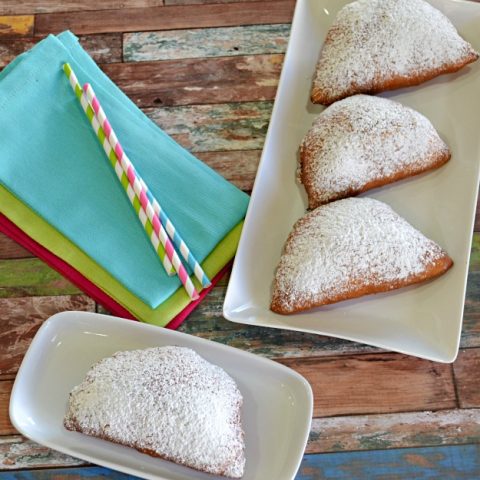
<box><xmin>63</xmin><ymin>63</ymin><xmax>175</xmax><ymax>276</ymax></box>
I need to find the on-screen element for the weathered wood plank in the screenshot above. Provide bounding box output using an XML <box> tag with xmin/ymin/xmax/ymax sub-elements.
<box><xmin>0</xmin><ymin>258</ymin><xmax>81</xmax><ymax>298</ymax></box>
<box><xmin>307</xmin><ymin>409</ymin><xmax>480</xmax><ymax>454</ymax></box>
<box><xmin>196</xmin><ymin>150</ymin><xmax>260</xmax><ymax>191</ymax></box>
<box><xmin>0</xmin><ymin>354</ymin><xmax>457</xmax><ymax>434</ymax></box>
<box><xmin>77</xmin><ymin>34</ymin><xmax>123</xmax><ymax>65</ymax></box>
<box><xmin>1</xmin><ymin>445</ymin><xmax>478</xmax><ymax>479</ymax></box>
<box><xmin>35</xmin><ymin>0</ymin><xmax>295</xmax><ymax>35</ymax></box>
<box><xmin>453</xmin><ymin>348</ymin><xmax>480</xmax><ymax>408</ymax></box>
<box><xmin>0</xmin><ymin>408</ymin><xmax>477</xmax><ymax>470</ymax></box>
<box><xmin>0</xmin><ymin>1</ymin><xmax>164</xmax><ymax>15</ymax></box>
<box><xmin>183</xmin><ymin>281</ymin><xmax>480</xmax><ymax>357</ymax></box>
<box><xmin>181</xmin><ymin>302</ymin><xmax>383</xmax><ymax>358</ymax></box>
<box><xmin>102</xmin><ymin>54</ymin><xmax>282</xmax><ymax>108</ymax></box>
<box><xmin>0</xmin><ymin>381</ymin><xmax>14</xmax><ymax>435</ymax></box>
<box><xmin>462</xmin><ymin>235</ymin><xmax>480</xmax><ymax>347</ymax></box>
<box><xmin>165</xmin><ymin>0</ymin><xmax>261</xmax><ymax>4</ymax></box>
<box><xmin>123</xmin><ymin>24</ymin><xmax>290</xmax><ymax>62</ymax></box>
<box><xmin>0</xmin><ymin>33</ymin><xmax>122</xmax><ymax>69</ymax></box>
<box><xmin>462</xmin><ymin>272</ymin><xmax>480</xmax><ymax>348</ymax></box>
<box><xmin>145</xmin><ymin>101</ymin><xmax>272</xmax><ymax>151</ymax></box>
<box><xmin>0</xmin><ymin>436</ymin><xmax>86</xmax><ymax>470</ymax></box>
<box><xmin>168</xmin><ymin>0</ymin><xmax>480</xmax><ymax>5</ymax></box>
<box><xmin>476</xmin><ymin>195</ymin><xmax>480</xmax><ymax>232</ymax></box>
<box><xmin>0</xmin><ymin>15</ymin><xmax>33</xmax><ymax>37</ymax></box>
<box><xmin>0</xmin><ymin>466</ymin><xmax>133</xmax><ymax>479</ymax></box>
<box><xmin>470</xmin><ymin>232</ymin><xmax>480</xmax><ymax>269</ymax></box>
<box><xmin>0</xmin><ymin>234</ymin><xmax>31</xmax><ymax>260</ymax></box>
<box><xmin>0</xmin><ymin>295</ymin><xmax>95</xmax><ymax>377</ymax></box>
<box><xmin>0</xmin><ymin>226</ymin><xmax>476</xmax><ymax>368</ymax></box>
<box><xmin>278</xmin><ymin>353</ymin><xmax>456</xmax><ymax>417</ymax></box>
<box><xmin>297</xmin><ymin>445</ymin><xmax>480</xmax><ymax>480</ymax></box>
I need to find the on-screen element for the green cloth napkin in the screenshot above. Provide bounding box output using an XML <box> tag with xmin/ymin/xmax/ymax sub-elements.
<box><xmin>0</xmin><ymin>184</ymin><xmax>242</xmax><ymax>326</ymax></box>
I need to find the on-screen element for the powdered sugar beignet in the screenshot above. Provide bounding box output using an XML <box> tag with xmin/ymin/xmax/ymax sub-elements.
<box><xmin>271</xmin><ymin>198</ymin><xmax>453</xmax><ymax>314</ymax></box>
<box><xmin>299</xmin><ymin>95</ymin><xmax>450</xmax><ymax>209</ymax></box>
<box><xmin>64</xmin><ymin>346</ymin><xmax>245</xmax><ymax>478</ymax></box>
<box><xmin>311</xmin><ymin>0</ymin><xmax>479</xmax><ymax>105</ymax></box>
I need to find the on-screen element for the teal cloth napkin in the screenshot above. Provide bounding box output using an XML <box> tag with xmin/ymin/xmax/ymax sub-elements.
<box><xmin>0</xmin><ymin>32</ymin><xmax>249</xmax><ymax>308</ymax></box>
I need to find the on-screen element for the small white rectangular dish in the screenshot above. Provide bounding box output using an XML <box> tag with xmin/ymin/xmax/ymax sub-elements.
<box><xmin>9</xmin><ymin>311</ymin><xmax>313</xmax><ymax>480</ymax></box>
<box><xmin>223</xmin><ymin>0</ymin><xmax>480</xmax><ymax>363</ymax></box>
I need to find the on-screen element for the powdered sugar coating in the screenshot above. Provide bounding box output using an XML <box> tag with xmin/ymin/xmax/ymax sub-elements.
<box><xmin>300</xmin><ymin>95</ymin><xmax>450</xmax><ymax>208</ymax></box>
<box><xmin>271</xmin><ymin>198</ymin><xmax>451</xmax><ymax>313</ymax></box>
<box><xmin>64</xmin><ymin>346</ymin><xmax>245</xmax><ymax>478</ymax></box>
<box><xmin>312</xmin><ymin>0</ymin><xmax>479</xmax><ymax>104</ymax></box>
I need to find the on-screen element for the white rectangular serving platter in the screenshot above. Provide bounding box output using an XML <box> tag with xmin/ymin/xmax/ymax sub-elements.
<box><xmin>224</xmin><ymin>0</ymin><xmax>480</xmax><ymax>363</ymax></box>
<box><xmin>9</xmin><ymin>311</ymin><xmax>313</xmax><ymax>480</ymax></box>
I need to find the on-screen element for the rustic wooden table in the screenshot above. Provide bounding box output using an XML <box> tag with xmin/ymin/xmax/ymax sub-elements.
<box><xmin>0</xmin><ymin>1</ymin><xmax>479</xmax><ymax>479</ymax></box>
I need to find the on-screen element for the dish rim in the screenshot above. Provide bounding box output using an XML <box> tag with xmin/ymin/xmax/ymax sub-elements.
<box><xmin>223</xmin><ymin>0</ymin><xmax>480</xmax><ymax>363</ymax></box>
<box><xmin>9</xmin><ymin>311</ymin><xmax>314</xmax><ymax>480</ymax></box>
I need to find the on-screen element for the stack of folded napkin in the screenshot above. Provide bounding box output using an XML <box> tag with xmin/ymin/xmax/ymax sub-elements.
<box><xmin>0</xmin><ymin>32</ymin><xmax>249</xmax><ymax>328</ymax></box>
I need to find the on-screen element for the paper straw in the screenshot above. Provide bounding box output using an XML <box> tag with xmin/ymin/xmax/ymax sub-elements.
<box><xmin>83</xmin><ymin>82</ymin><xmax>211</xmax><ymax>289</ymax></box>
<box><xmin>63</xmin><ymin>64</ymin><xmax>199</xmax><ymax>300</ymax></box>
<box><xmin>62</xmin><ymin>63</ymin><xmax>174</xmax><ymax>278</ymax></box>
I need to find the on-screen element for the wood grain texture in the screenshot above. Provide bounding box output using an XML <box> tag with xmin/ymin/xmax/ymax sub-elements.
<box><xmin>0</xmin><ymin>295</ymin><xmax>95</xmax><ymax>377</ymax></box>
<box><xmin>476</xmin><ymin>195</ymin><xmax>480</xmax><ymax>232</ymax></box>
<box><xmin>2</xmin><ymin>445</ymin><xmax>478</xmax><ymax>479</ymax></box>
<box><xmin>0</xmin><ymin>234</ymin><xmax>31</xmax><ymax>260</ymax></box>
<box><xmin>102</xmin><ymin>54</ymin><xmax>283</xmax><ymax>107</ymax></box>
<box><xmin>180</xmin><ymin>301</ymin><xmax>383</xmax><ymax>358</ymax></box>
<box><xmin>463</xmin><ymin>273</ymin><xmax>480</xmax><ymax>348</ymax></box>
<box><xmin>165</xmin><ymin>0</ymin><xmax>261</xmax><ymax>4</ymax></box>
<box><xmin>0</xmin><ymin>16</ymin><xmax>33</xmax><ymax>37</ymax></box>
<box><xmin>4</xmin><ymin>232</ymin><xmax>475</xmax><ymax>365</ymax></box>
<box><xmin>196</xmin><ymin>150</ymin><xmax>260</xmax><ymax>191</ymax></box>
<box><xmin>96</xmin><ymin>280</ymin><xmax>382</xmax><ymax>360</ymax></box>
<box><xmin>123</xmin><ymin>24</ymin><xmax>290</xmax><ymax>61</ymax></box>
<box><xmin>463</xmin><ymin>234</ymin><xmax>480</xmax><ymax>347</ymax></box>
<box><xmin>76</xmin><ymin>34</ymin><xmax>123</xmax><ymax>65</ymax></box>
<box><xmin>0</xmin><ymin>33</ymin><xmax>122</xmax><ymax>68</ymax></box>
<box><xmin>187</xmin><ymin>285</ymin><xmax>478</xmax><ymax>358</ymax></box>
<box><xmin>0</xmin><ymin>436</ymin><xmax>86</xmax><ymax>470</ymax></box>
<box><xmin>35</xmin><ymin>0</ymin><xmax>296</xmax><ymax>35</ymax></box>
<box><xmin>0</xmin><ymin>466</ymin><xmax>131</xmax><ymax>479</ymax></box>
<box><xmin>278</xmin><ymin>353</ymin><xmax>456</xmax><ymax>417</ymax></box>
<box><xmin>0</xmin><ymin>1</ymin><xmax>164</xmax><ymax>15</ymax></box>
<box><xmin>453</xmin><ymin>348</ymin><xmax>480</xmax><ymax>408</ymax></box>
<box><xmin>0</xmin><ymin>258</ymin><xmax>81</xmax><ymax>298</ymax></box>
<box><xmin>0</xmin><ymin>381</ymin><xmax>14</xmax><ymax>435</ymax></box>
<box><xmin>167</xmin><ymin>0</ymin><xmax>480</xmax><ymax>3</ymax></box>
<box><xmin>1</xmin><ymin>261</ymin><xmax>80</xmax><ymax>301</ymax></box>
<box><xmin>183</xmin><ymin>289</ymin><xmax>478</xmax><ymax>359</ymax></box>
<box><xmin>470</xmin><ymin>233</ymin><xmax>480</xmax><ymax>269</ymax></box>
<box><xmin>307</xmin><ymin>409</ymin><xmax>480</xmax><ymax>454</ymax></box>
<box><xmin>0</xmin><ymin>409</ymin><xmax>477</xmax><ymax>469</ymax></box>
<box><xmin>297</xmin><ymin>445</ymin><xmax>480</xmax><ymax>480</ymax></box>
<box><xmin>0</xmin><ymin>351</ymin><xmax>460</xmax><ymax>435</ymax></box>
<box><xmin>145</xmin><ymin>101</ymin><xmax>272</xmax><ymax>151</ymax></box>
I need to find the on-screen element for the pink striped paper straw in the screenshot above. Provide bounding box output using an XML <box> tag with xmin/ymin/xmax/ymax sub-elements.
<box><xmin>82</xmin><ymin>82</ymin><xmax>199</xmax><ymax>301</ymax></box>
<box><xmin>83</xmin><ymin>82</ymin><xmax>210</xmax><ymax>288</ymax></box>
<box><xmin>62</xmin><ymin>63</ymin><xmax>174</xmax><ymax>278</ymax></box>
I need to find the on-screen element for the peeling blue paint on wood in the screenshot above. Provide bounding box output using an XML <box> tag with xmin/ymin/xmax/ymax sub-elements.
<box><xmin>0</xmin><ymin>466</ymin><xmax>135</xmax><ymax>479</ymax></box>
<box><xmin>124</xmin><ymin>24</ymin><xmax>290</xmax><ymax>62</ymax></box>
<box><xmin>1</xmin><ymin>445</ymin><xmax>478</xmax><ymax>479</ymax></box>
<box><xmin>144</xmin><ymin>101</ymin><xmax>272</xmax><ymax>153</ymax></box>
<box><xmin>297</xmin><ymin>444</ymin><xmax>480</xmax><ymax>479</ymax></box>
